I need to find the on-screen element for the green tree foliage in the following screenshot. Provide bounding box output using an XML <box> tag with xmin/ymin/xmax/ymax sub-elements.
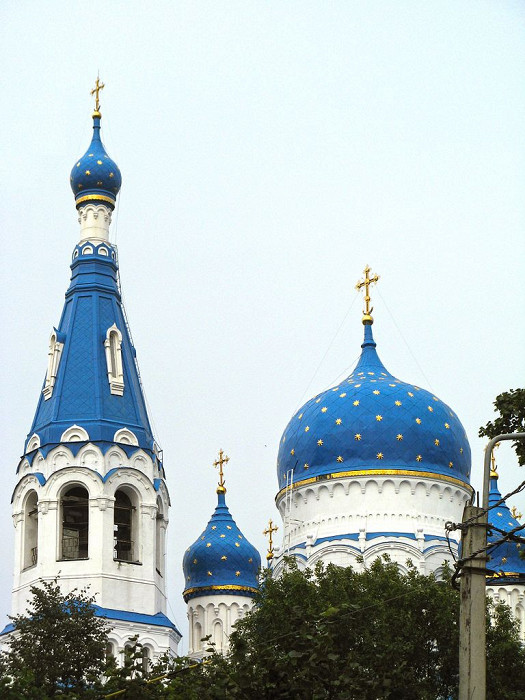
<box><xmin>0</xmin><ymin>578</ymin><xmax>109</xmax><ymax>699</ymax></box>
<box><xmin>479</xmin><ymin>388</ymin><xmax>525</xmax><ymax>465</ymax></box>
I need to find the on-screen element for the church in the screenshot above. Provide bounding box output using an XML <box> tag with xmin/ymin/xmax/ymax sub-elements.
<box><xmin>4</xmin><ymin>84</ymin><xmax>524</xmax><ymax>662</ymax></box>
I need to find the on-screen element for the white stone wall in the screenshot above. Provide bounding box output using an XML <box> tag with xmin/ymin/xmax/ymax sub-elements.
<box><xmin>186</xmin><ymin>593</ymin><xmax>254</xmax><ymax>657</ymax></box>
<box><xmin>273</xmin><ymin>474</ymin><xmax>471</xmax><ymax>575</ymax></box>
<box><xmin>11</xmin><ymin>441</ymin><xmax>178</xmax><ymax>655</ymax></box>
<box><xmin>486</xmin><ymin>583</ymin><xmax>525</xmax><ymax>641</ymax></box>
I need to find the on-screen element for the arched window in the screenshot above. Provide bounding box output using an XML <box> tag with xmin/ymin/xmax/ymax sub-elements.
<box><xmin>194</xmin><ymin>622</ymin><xmax>202</xmax><ymax>652</ymax></box>
<box><xmin>114</xmin><ymin>490</ymin><xmax>138</xmax><ymax>562</ymax></box>
<box><xmin>141</xmin><ymin>646</ymin><xmax>151</xmax><ymax>673</ymax></box>
<box><xmin>104</xmin><ymin>324</ymin><xmax>124</xmax><ymax>395</ymax></box>
<box><xmin>155</xmin><ymin>498</ymin><xmax>164</xmax><ymax>576</ymax></box>
<box><xmin>105</xmin><ymin>641</ymin><xmax>116</xmax><ymax>664</ymax></box>
<box><xmin>213</xmin><ymin>621</ymin><xmax>223</xmax><ymax>650</ymax></box>
<box><xmin>43</xmin><ymin>330</ymin><xmax>64</xmax><ymax>400</ymax></box>
<box><xmin>61</xmin><ymin>486</ymin><xmax>89</xmax><ymax>559</ymax></box>
<box><xmin>23</xmin><ymin>491</ymin><xmax>39</xmax><ymax>569</ymax></box>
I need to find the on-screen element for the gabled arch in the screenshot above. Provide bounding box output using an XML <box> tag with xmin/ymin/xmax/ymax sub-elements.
<box><xmin>114</xmin><ymin>428</ymin><xmax>138</xmax><ymax>446</ymax></box>
<box><xmin>61</xmin><ymin>425</ymin><xmax>89</xmax><ymax>443</ymax></box>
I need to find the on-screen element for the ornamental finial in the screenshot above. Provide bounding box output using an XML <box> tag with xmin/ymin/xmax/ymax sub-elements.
<box><xmin>263</xmin><ymin>519</ymin><xmax>278</xmax><ymax>561</ymax></box>
<box><xmin>91</xmin><ymin>75</ymin><xmax>105</xmax><ymax>118</ymax></box>
<box><xmin>355</xmin><ymin>265</ymin><xmax>380</xmax><ymax>325</ymax></box>
<box><xmin>213</xmin><ymin>449</ymin><xmax>229</xmax><ymax>494</ymax></box>
<box><xmin>511</xmin><ymin>505</ymin><xmax>522</xmax><ymax>521</ymax></box>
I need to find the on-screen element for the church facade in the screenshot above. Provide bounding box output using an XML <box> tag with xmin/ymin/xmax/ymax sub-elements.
<box><xmin>5</xmin><ymin>86</ymin><xmax>524</xmax><ymax>658</ymax></box>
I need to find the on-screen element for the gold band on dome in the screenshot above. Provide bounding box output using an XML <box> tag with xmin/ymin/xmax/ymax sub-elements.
<box><xmin>183</xmin><ymin>584</ymin><xmax>259</xmax><ymax>597</ymax></box>
<box><xmin>275</xmin><ymin>469</ymin><xmax>473</xmax><ymax>501</ymax></box>
<box><xmin>75</xmin><ymin>194</ymin><xmax>115</xmax><ymax>206</ymax></box>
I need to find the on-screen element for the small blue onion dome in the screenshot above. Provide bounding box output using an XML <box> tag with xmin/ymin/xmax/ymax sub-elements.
<box><xmin>182</xmin><ymin>490</ymin><xmax>261</xmax><ymax>603</ymax></box>
<box><xmin>70</xmin><ymin>113</ymin><xmax>122</xmax><ymax>209</ymax></box>
<box><xmin>487</xmin><ymin>469</ymin><xmax>525</xmax><ymax>583</ymax></box>
<box><xmin>277</xmin><ymin>321</ymin><xmax>471</xmax><ymax>491</ymax></box>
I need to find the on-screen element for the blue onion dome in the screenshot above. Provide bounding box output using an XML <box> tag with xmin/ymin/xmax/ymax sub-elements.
<box><xmin>70</xmin><ymin>108</ymin><xmax>122</xmax><ymax>210</ymax></box>
<box><xmin>277</xmin><ymin>312</ymin><xmax>471</xmax><ymax>492</ymax></box>
<box><xmin>183</xmin><ymin>462</ymin><xmax>261</xmax><ymax>603</ymax></box>
<box><xmin>486</xmin><ymin>466</ymin><xmax>525</xmax><ymax>583</ymax></box>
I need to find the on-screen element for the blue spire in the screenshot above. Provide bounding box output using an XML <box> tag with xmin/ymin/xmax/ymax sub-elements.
<box><xmin>24</xmin><ymin>242</ymin><xmax>156</xmax><ymax>461</ymax></box>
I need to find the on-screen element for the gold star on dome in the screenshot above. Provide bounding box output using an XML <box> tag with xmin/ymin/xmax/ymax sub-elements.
<box><xmin>97</xmin><ymin>180</ymin><xmax>103</xmax><ymax>186</ymax></box>
<box><xmin>317</xmin><ymin>439</ymin><xmax>323</xmax><ymax>446</ymax></box>
<box><xmin>340</xmin><ymin>392</ymin><xmax>347</xmax><ymax>398</ymax></box>
<box><xmin>109</xmin><ymin>172</ymin><xmax>114</xmax><ymax>178</ymax></box>
<box><xmin>428</xmin><ymin>406</ymin><xmax>433</xmax><ymax>412</ymax></box>
<box><xmin>227</xmin><ymin>525</ymin><xmax>232</xmax><ymax>529</ymax></box>
<box><xmin>321</xmin><ymin>407</ymin><xmax>327</xmax><ymax>413</ymax></box>
<box><xmin>298</xmin><ymin>413</ymin><xmax>303</xmax><ymax>419</ymax></box>
<box><xmin>76</xmin><ymin>162</ymin><xmax>80</xmax><ymax>167</ymax></box>
<box><xmin>336</xmin><ymin>418</ymin><xmax>342</xmax><ymax>425</ymax></box>
<box><xmin>396</xmin><ymin>434</ymin><xmax>403</xmax><ymax>441</ymax></box>
<box><xmin>368</xmin><ymin>372</ymin><xmax>374</xmax><ymax>376</ymax></box>
<box><xmin>206</xmin><ymin>543</ymin><xmax>211</xmax><ymax>547</ymax></box>
<box><xmin>221</xmin><ymin>555</ymin><xmax>227</xmax><ymax>560</ymax></box>
<box><xmin>377</xmin><ymin>452</ymin><xmax>384</xmax><ymax>460</ymax></box>
<box><xmin>235</xmin><ymin>542</ymin><xmax>240</xmax><ymax>547</ymax></box>
<box><xmin>193</xmin><ymin>559</ymin><xmax>198</xmax><ymax>564</ymax></box>
<box><xmin>433</xmin><ymin>397</ymin><xmax>439</xmax><ymax>402</ymax></box>
<box><xmin>355</xmin><ymin>383</ymin><xmax>361</xmax><ymax>388</ymax></box>
<box><xmin>207</xmin><ymin>571</ymin><xmax>212</xmax><ymax>576</ymax></box>
<box><xmin>376</xmin><ymin>415</ymin><xmax>383</xmax><ymax>421</ymax></box>
<box><xmin>304</xmin><ymin>463</ymin><xmax>309</xmax><ymax>469</ymax></box>
<box><xmin>408</xmin><ymin>392</ymin><xmax>414</xmax><ymax>397</ymax></box>
<box><xmin>220</xmin><ymin>534</ymin><xmax>225</xmax><ymax>538</ymax></box>
<box><xmin>416</xmin><ymin>455</ymin><xmax>422</xmax><ymax>462</ymax></box>
<box><xmin>88</xmin><ymin>153</ymin><xmax>94</xmax><ymax>156</ymax></box>
<box><xmin>201</xmin><ymin>536</ymin><xmax>205</xmax><ymax>540</ymax></box>
<box><xmin>502</xmin><ymin>557</ymin><xmax>507</xmax><ymax>564</ymax></box>
<box><xmin>434</xmin><ymin>439</ymin><xmax>440</xmax><ymax>446</ymax></box>
<box><xmin>353</xmin><ymin>400</ymin><xmax>359</xmax><ymax>406</ymax></box>
<box><xmin>373</xmin><ymin>390</ymin><xmax>380</xmax><ymax>395</ymax></box>
<box><xmin>211</xmin><ymin>525</ymin><xmax>216</xmax><ymax>530</ymax></box>
<box><xmin>497</xmin><ymin>512</ymin><xmax>503</xmax><ymax>517</ymax></box>
<box><xmin>395</xmin><ymin>401</ymin><xmax>402</xmax><ymax>406</ymax></box>
<box><xmin>449</xmin><ymin>462</ymin><xmax>453</xmax><ymax>468</ymax></box>
<box><xmin>444</xmin><ymin>423</ymin><xmax>450</xmax><ymax>429</ymax></box>
<box><xmin>337</xmin><ymin>456</ymin><xmax>344</xmax><ymax>462</ymax></box>
<box><xmin>355</xmin><ymin>434</ymin><xmax>362</xmax><ymax>440</ymax></box>
<box><xmin>290</xmin><ymin>449</ymin><xmax>295</xmax><ymax>455</ymax></box>
<box><xmin>389</xmin><ymin>384</ymin><xmax>396</xmax><ymax>387</ymax></box>
<box><xmin>460</xmin><ymin>448</ymin><xmax>463</xmax><ymax>454</ymax></box>
<box><xmin>236</xmin><ymin>571</ymin><xmax>241</xmax><ymax>576</ymax></box>
<box><xmin>415</xmin><ymin>418</ymin><xmax>422</xmax><ymax>424</ymax></box>
<box><xmin>305</xmin><ymin>426</ymin><xmax>310</xmax><ymax>432</ymax></box>
<box><xmin>315</xmin><ymin>398</ymin><xmax>321</xmax><ymax>403</ymax></box>
<box><xmin>238</xmin><ymin>535</ymin><xmax>243</xmax><ymax>539</ymax></box>
<box><xmin>97</xmin><ymin>160</ymin><xmax>102</xmax><ymax>164</ymax></box>
<box><xmin>85</xmin><ymin>170</ymin><xmax>91</xmax><ymax>175</ymax></box>
<box><xmin>248</xmin><ymin>557</ymin><xmax>253</xmax><ymax>563</ymax></box>
<box><xmin>187</xmin><ymin>576</ymin><xmax>190</xmax><ymax>581</ymax></box>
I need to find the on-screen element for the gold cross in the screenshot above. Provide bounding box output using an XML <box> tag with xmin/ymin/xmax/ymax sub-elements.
<box><xmin>356</xmin><ymin>265</ymin><xmax>379</xmax><ymax>324</ymax></box>
<box><xmin>263</xmin><ymin>519</ymin><xmax>279</xmax><ymax>561</ymax></box>
<box><xmin>511</xmin><ymin>506</ymin><xmax>522</xmax><ymax>521</ymax></box>
<box><xmin>490</xmin><ymin>448</ymin><xmax>499</xmax><ymax>478</ymax></box>
<box><xmin>91</xmin><ymin>76</ymin><xmax>105</xmax><ymax>114</ymax></box>
<box><xmin>213</xmin><ymin>449</ymin><xmax>229</xmax><ymax>493</ymax></box>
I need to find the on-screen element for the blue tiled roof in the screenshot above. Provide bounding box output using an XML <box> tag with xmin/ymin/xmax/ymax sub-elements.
<box><xmin>182</xmin><ymin>491</ymin><xmax>261</xmax><ymax>602</ymax></box>
<box><xmin>487</xmin><ymin>473</ymin><xmax>525</xmax><ymax>584</ymax></box>
<box><xmin>25</xmin><ymin>242</ymin><xmax>156</xmax><ymax>459</ymax></box>
<box><xmin>277</xmin><ymin>322</ymin><xmax>471</xmax><ymax>490</ymax></box>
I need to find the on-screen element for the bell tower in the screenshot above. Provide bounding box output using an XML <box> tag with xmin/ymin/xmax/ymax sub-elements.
<box><xmin>9</xmin><ymin>82</ymin><xmax>180</xmax><ymax>661</ymax></box>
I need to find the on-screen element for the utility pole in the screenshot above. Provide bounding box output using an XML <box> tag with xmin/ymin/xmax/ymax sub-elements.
<box><xmin>458</xmin><ymin>505</ymin><xmax>486</xmax><ymax>700</ymax></box>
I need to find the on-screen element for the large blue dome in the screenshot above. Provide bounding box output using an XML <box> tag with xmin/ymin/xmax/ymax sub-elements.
<box><xmin>70</xmin><ymin>113</ymin><xmax>122</xmax><ymax>209</ymax></box>
<box><xmin>277</xmin><ymin>322</ymin><xmax>471</xmax><ymax>492</ymax></box>
<box><xmin>183</xmin><ymin>490</ymin><xmax>261</xmax><ymax>602</ymax></box>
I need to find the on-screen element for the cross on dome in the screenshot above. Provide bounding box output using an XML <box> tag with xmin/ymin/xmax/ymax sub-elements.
<box><xmin>263</xmin><ymin>519</ymin><xmax>278</xmax><ymax>561</ymax></box>
<box><xmin>91</xmin><ymin>75</ymin><xmax>105</xmax><ymax>117</ymax></box>
<box><xmin>356</xmin><ymin>265</ymin><xmax>380</xmax><ymax>325</ymax></box>
<box><xmin>213</xmin><ymin>449</ymin><xmax>230</xmax><ymax>493</ymax></box>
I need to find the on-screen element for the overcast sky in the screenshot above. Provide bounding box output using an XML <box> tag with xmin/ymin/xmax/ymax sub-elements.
<box><xmin>1</xmin><ymin>1</ymin><xmax>524</xmax><ymax>650</ymax></box>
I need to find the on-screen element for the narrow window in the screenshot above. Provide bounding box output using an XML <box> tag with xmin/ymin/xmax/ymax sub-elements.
<box><xmin>61</xmin><ymin>486</ymin><xmax>89</xmax><ymax>559</ymax></box>
<box><xmin>43</xmin><ymin>330</ymin><xmax>64</xmax><ymax>400</ymax></box>
<box><xmin>114</xmin><ymin>490</ymin><xmax>136</xmax><ymax>562</ymax></box>
<box><xmin>141</xmin><ymin>646</ymin><xmax>151</xmax><ymax>673</ymax></box>
<box><xmin>104</xmin><ymin>324</ymin><xmax>125</xmax><ymax>395</ymax></box>
<box><xmin>155</xmin><ymin>498</ymin><xmax>163</xmax><ymax>575</ymax></box>
<box><xmin>23</xmin><ymin>491</ymin><xmax>39</xmax><ymax>569</ymax></box>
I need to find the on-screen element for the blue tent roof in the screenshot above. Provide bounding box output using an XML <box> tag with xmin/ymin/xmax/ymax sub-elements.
<box><xmin>487</xmin><ymin>472</ymin><xmax>525</xmax><ymax>584</ymax></box>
